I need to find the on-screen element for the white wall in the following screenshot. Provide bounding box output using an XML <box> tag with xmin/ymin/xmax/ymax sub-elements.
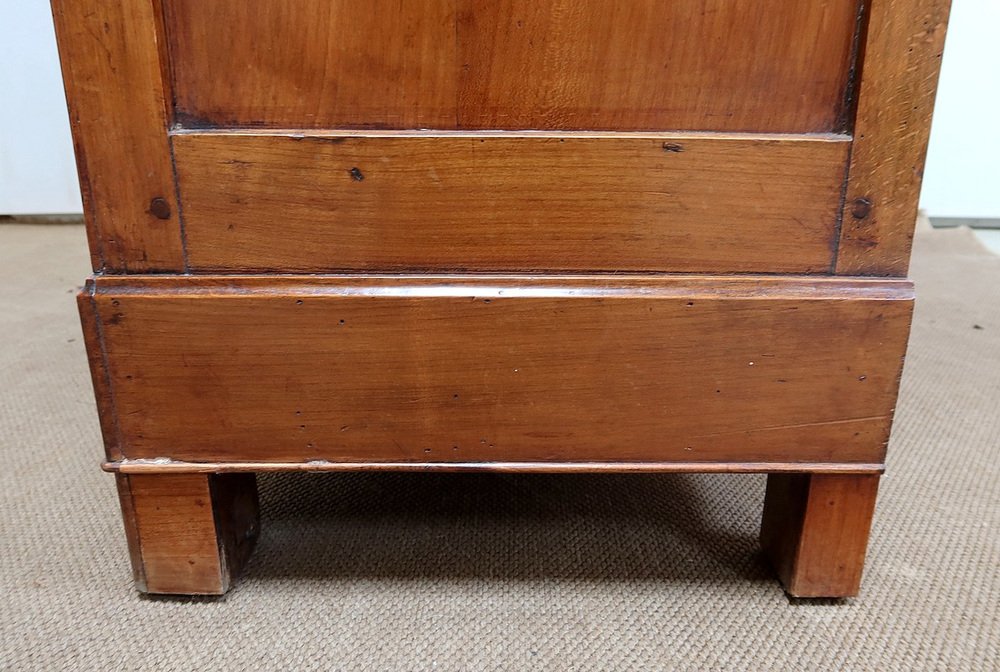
<box><xmin>919</xmin><ymin>0</ymin><xmax>1000</xmax><ymax>219</ymax></box>
<box><xmin>0</xmin><ymin>1</ymin><xmax>82</xmax><ymax>215</ymax></box>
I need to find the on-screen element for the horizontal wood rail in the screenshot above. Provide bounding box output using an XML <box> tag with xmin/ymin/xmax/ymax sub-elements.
<box><xmin>169</xmin><ymin>131</ymin><xmax>852</xmax><ymax>274</ymax></box>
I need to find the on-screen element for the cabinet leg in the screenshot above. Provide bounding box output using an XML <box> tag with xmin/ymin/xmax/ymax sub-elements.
<box><xmin>760</xmin><ymin>473</ymin><xmax>880</xmax><ymax>598</ymax></box>
<box><xmin>115</xmin><ymin>473</ymin><xmax>259</xmax><ymax>595</ymax></box>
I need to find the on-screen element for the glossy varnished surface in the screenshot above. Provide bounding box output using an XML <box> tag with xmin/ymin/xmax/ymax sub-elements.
<box><xmin>81</xmin><ymin>275</ymin><xmax>912</xmax><ymax>467</ymax></box>
<box><xmin>173</xmin><ymin>131</ymin><xmax>850</xmax><ymax>273</ymax></box>
<box><xmin>164</xmin><ymin>0</ymin><xmax>862</xmax><ymax>132</ymax></box>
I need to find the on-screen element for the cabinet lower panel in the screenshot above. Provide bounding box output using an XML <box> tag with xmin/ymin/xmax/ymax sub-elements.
<box><xmin>172</xmin><ymin>132</ymin><xmax>849</xmax><ymax>274</ymax></box>
<box><xmin>80</xmin><ymin>275</ymin><xmax>912</xmax><ymax>466</ymax></box>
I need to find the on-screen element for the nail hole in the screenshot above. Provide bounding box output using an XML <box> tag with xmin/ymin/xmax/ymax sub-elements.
<box><xmin>148</xmin><ymin>197</ymin><xmax>171</xmax><ymax>220</ymax></box>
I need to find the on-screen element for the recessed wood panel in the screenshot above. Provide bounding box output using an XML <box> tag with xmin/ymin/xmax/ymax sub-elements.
<box><xmin>163</xmin><ymin>0</ymin><xmax>862</xmax><ymax>132</ymax></box>
<box><xmin>164</xmin><ymin>0</ymin><xmax>460</xmax><ymax>129</ymax></box>
<box><xmin>456</xmin><ymin>0</ymin><xmax>862</xmax><ymax>132</ymax></box>
<box><xmin>88</xmin><ymin>275</ymin><xmax>912</xmax><ymax>466</ymax></box>
<box><xmin>173</xmin><ymin>132</ymin><xmax>850</xmax><ymax>273</ymax></box>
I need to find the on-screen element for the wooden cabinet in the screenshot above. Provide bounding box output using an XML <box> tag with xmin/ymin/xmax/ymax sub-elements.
<box><xmin>55</xmin><ymin>0</ymin><xmax>950</xmax><ymax>597</ymax></box>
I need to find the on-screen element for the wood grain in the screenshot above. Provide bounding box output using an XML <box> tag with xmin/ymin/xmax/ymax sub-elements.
<box><xmin>761</xmin><ymin>473</ymin><xmax>881</xmax><ymax>597</ymax></box>
<box><xmin>164</xmin><ymin>0</ymin><xmax>459</xmax><ymax>129</ymax></box>
<box><xmin>836</xmin><ymin>0</ymin><xmax>952</xmax><ymax>275</ymax></box>
<box><xmin>84</xmin><ymin>275</ymin><xmax>913</xmax><ymax>466</ymax></box>
<box><xmin>172</xmin><ymin>132</ymin><xmax>850</xmax><ymax>273</ymax></box>
<box><xmin>50</xmin><ymin>0</ymin><xmax>184</xmax><ymax>272</ymax></box>
<box><xmin>114</xmin><ymin>473</ymin><xmax>148</xmax><ymax>590</ymax></box>
<box><xmin>116</xmin><ymin>473</ymin><xmax>259</xmax><ymax>595</ymax></box>
<box><xmin>456</xmin><ymin>0</ymin><xmax>862</xmax><ymax>132</ymax></box>
<box><xmin>55</xmin><ymin>0</ymin><xmax>946</xmax><ymax>599</ymax></box>
<box><xmin>163</xmin><ymin>0</ymin><xmax>861</xmax><ymax>132</ymax></box>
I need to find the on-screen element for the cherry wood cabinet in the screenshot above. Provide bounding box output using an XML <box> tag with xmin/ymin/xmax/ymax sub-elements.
<box><xmin>54</xmin><ymin>0</ymin><xmax>950</xmax><ymax>597</ymax></box>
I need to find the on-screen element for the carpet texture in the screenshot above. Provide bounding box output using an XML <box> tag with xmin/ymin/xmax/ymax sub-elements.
<box><xmin>1</xmin><ymin>220</ymin><xmax>997</xmax><ymax>671</ymax></box>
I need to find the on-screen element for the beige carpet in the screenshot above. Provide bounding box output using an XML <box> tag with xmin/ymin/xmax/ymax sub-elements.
<box><xmin>1</xmin><ymin>221</ymin><xmax>997</xmax><ymax>671</ymax></box>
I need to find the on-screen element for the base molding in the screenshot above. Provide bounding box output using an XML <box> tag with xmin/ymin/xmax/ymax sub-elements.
<box><xmin>80</xmin><ymin>273</ymin><xmax>911</xmax><ymax>467</ymax></box>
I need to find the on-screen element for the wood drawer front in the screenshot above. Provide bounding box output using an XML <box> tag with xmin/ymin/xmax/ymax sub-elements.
<box><xmin>83</xmin><ymin>275</ymin><xmax>911</xmax><ymax>467</ymax></box>
<box><xmin>173</xmin><ymin>133</ymin><xmax>849</xmax><ymax>274</ymax></box>
<box><xmin>164</xmin><ymin>0</ymin><xmax>861</xmax><ymax>133</ymax></box>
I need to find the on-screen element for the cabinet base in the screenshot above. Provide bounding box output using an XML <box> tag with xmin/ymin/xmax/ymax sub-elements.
<box><xmin>115</xmin><ymin>469</ymin><xmax>878</xmax><ymax>597</ymax></box>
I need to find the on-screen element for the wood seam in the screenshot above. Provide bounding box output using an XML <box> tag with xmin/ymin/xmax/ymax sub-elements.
<box><xmin>103</xmin><ymin>461</ymin><xmax>887</xmax><ymax>475</ymax></box>
<box><xmin>168</xmin><ymin>128</ymin><xmax>853</xmax><ymax>141</ymax></box>
<box><xmin>80</xmin><ymin>281</ymin><xmax>126</xmax><ymax>461</ymax></box>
